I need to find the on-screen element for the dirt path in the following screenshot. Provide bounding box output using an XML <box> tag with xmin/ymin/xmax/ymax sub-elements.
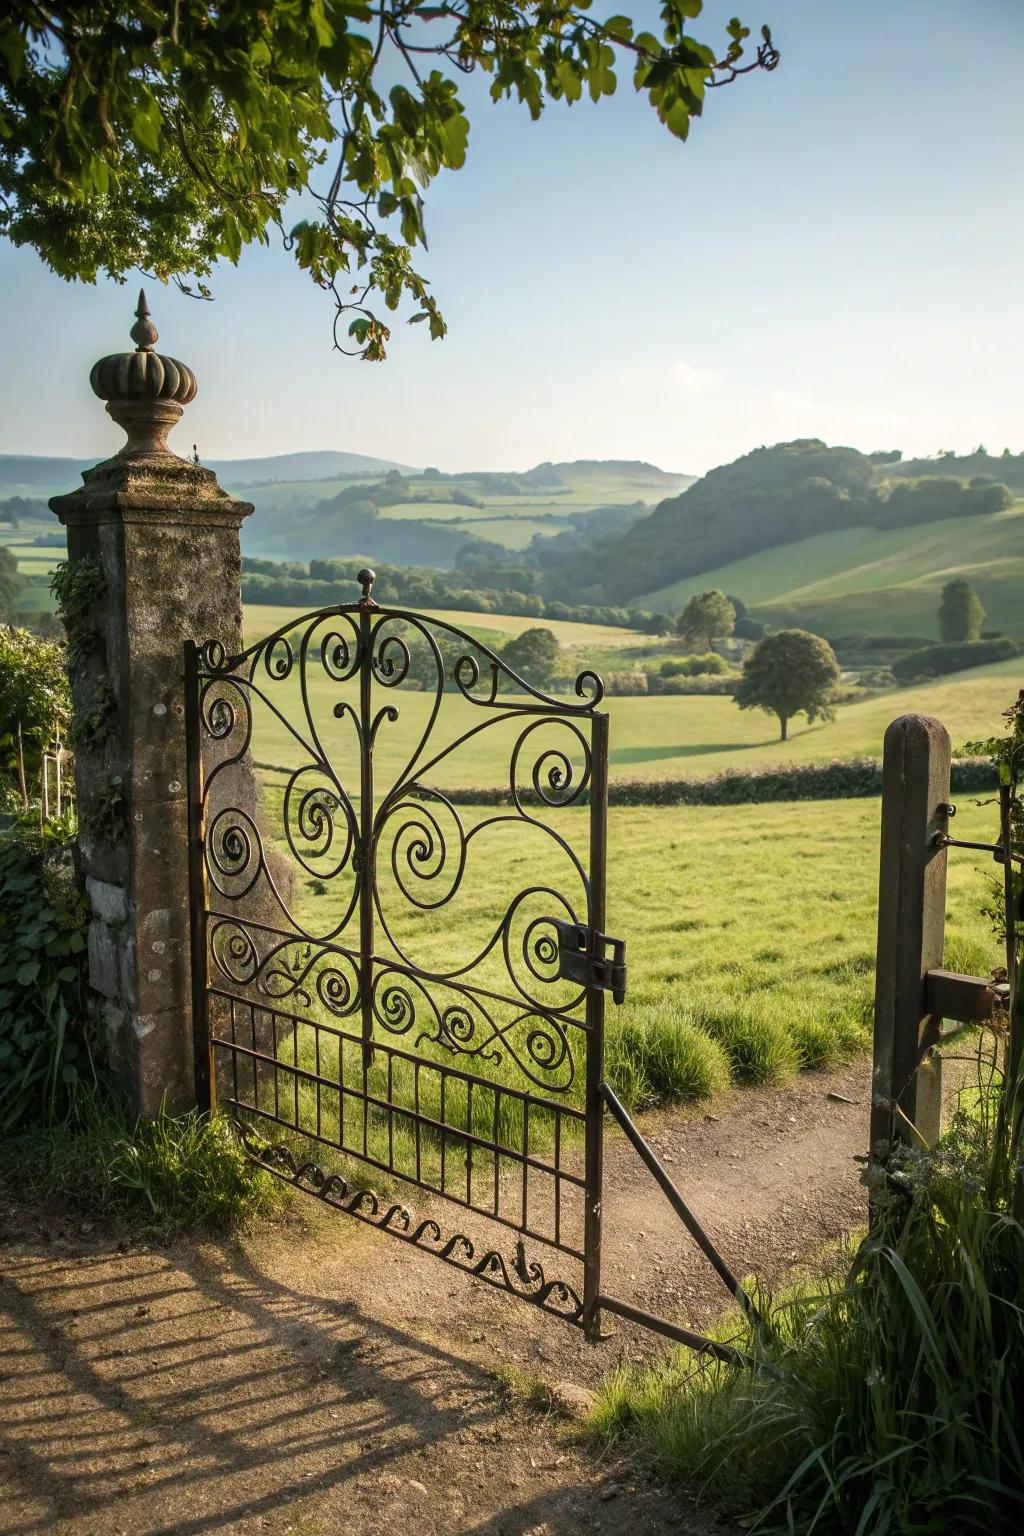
<box><xmin>0</xmin><ymin>1063</ymin><xmax>872</xmax><ymax>1535</ymax></box>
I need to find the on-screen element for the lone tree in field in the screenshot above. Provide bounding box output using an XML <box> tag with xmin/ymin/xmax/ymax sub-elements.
<box><xmin>938</xmin><ymin>579</ymin><xmax>985</xmax><ymax>642</ymax></box>
<box><xmin>674</xmin><ymin>589</ymin><xmax>736</xmax><ymax>651</ymax></box>
<box><xmin>0</xmin><ymin>4</ymin><xmax>777</xmax><ymax>359</ymax></box>
<box><xmin>502</xmin><ymin>626</ymin><xmax>559</xmax><ymax>689</ymax></box>
<box><xmin>735</xmin><ymin>628</ymin><xmax>839</xmax><ymax>741</ymax></box>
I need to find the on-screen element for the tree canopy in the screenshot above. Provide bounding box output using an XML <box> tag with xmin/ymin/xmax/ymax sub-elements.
<box><xmin>0</xmin><ymin>3</ymin><xmax>777</xmax><ymax>358</ymax></box>
<box><xmin>0</xmin><ymin>626</ymin><xmax>70</xmax><ymax>801</ymax></box>
<box><xmin>937</xmin><ymin>579</ymin><xmax>985</xmax><ymax>644</ymax></box>
<box><xmin>734</xmin><ymin>628</ymin><xmax>839</xmax><ymax>741</ymax></box>
<box><xmin>674</xmin><ymin>588</ymin><xmax>735</xmax><ymax>650</ymax></box>
<box><xmin>501</xmin><ymin>625</ymin><xmax>559</xmax><ymax>688</ymax></box>
<box><xmin>0</xmin><ymin>547</ymin><xmax>24</xmax><ymax>621</ymax></box>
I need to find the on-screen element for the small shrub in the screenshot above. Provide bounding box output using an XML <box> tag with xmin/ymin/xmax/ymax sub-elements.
<box><xmin>605</xmin><ymin>668</ymin><xmax>649</xmax><ymax>695</ymax></box>
<box><xmin>659</xmin><ymin>651</ymin><xmax>730</xmax><ymax>677</ymax></box>
<box><xmin>891</xmin><ymin>637</ymin><xmax>1023</xmax><ymax>681</ymax></box>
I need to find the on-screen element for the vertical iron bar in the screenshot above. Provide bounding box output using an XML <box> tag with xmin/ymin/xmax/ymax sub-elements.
<box><xmin>466</xmin><ymin>1080</ymin><xmax>473</xmax><ymax>1205</ymax></box>
<box><xmin>184</xmin><ymin>640</ymin><xmax>212</xmax><ymax>1112</ymax></box>
<box><xmin>415</xmin><ymin>1061</ymin><xmax>422</xmax><ymax>1184</ymax></box>
<box><xmin>362</xmin><ymin>1037</ymin><xmax>369</xmax><ymax>1159</ymax></box>
<box><xmin>358</xmin><ymin>602</ymin><xmax>375</xmax><ymax>1071</ymax></box>
<box><xmin>250</xmin><ymin>1004</ymin><xmax>258</xmax><ymax>1108</ymax></box>
<box><xmin>315</xmin><ymin>1024</ymin><xmax>322</xmax><ymax>1139</ymax></box>
<box><xmin>293</xmin><ymin>1018</ymin><xmax>299</xmax><ymax>1130</ymax></box>
<box><xmin>492</xmin><ymin>1088</ymin><xmax>501</xmax><ymax>1216</ymax></box>
<box><xmin>340</xmin><ymin>1039</ymin><xmax>348</xmax><ymax>1145</ymax></box>
<box><xmin>229</xmin><ymin>999</ymin><xmax>238</xmax><ymax>1107</ymax></box>
<box><xmin>583</xmin><ymin>710</ymin><xmax>609</xmax><ymax>1340</ymax></box>
<box><xmin>554</xmin><ymin>1110</ymin><xmax>562</xmax><ymax>1249</ymax></box>
<box><xmin>521</xmin><ymin>1099</ymin><xmax>530</xmax><ymax>1230</ymax></box>
<box><xmin>271</xmin><ymin>1013</ymin><xmax>280</xmax><ymax>1120</ymax></box>
<box><xmin>387</xmin><ymin>1052</ymin><xmax>394</xmax><ymax>1171</ymax></box>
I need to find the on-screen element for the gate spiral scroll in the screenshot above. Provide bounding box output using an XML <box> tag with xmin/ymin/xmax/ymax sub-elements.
<box><xmin>187</xmin><ymin>578</ymin><xmax>612</xmax><ymax>1328</ymax></box>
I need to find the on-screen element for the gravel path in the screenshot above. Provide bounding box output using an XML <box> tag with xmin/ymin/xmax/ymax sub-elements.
<box><xmin>0</xmin><ymin>1062</ymin><xmax>872</xmax><ymax>1535</ymax></box>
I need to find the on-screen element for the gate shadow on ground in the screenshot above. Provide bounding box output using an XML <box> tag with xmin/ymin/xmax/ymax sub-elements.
<box><xmin>0</xmin><ymin>1231</ymin><xmax>697</xmax><ymax>1536</ymax></box>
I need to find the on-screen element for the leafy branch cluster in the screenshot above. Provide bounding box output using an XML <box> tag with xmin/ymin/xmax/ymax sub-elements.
<box><xmin>1</xmin><ymin>3</ymin><xmax>776</xmax><ymax>358</ymax></box>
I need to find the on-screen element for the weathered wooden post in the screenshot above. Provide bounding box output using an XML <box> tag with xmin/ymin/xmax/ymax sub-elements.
<box><xmin>50</xmin><ymin>292</ymin><xmax>253</xmax><ymax>1114</ymax></box>
<box><xmin>871</xmin><ymin>713</ymin><xmax>951</xmax><ymax>1163</ymax></box>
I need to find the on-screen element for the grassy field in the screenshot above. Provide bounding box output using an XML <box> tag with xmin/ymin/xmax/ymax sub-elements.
<box><xmin>239</xmin><ymin>785</ymin><xmax>997</xmax><ymax>1174</ymax></box>
<box><xmin>637</xmin><ymin>500</ymin><xmax>1024</xmax><ymax>635</ymax></box>
<box><xmin>234</xmin><ymin>632</ymin><xmax>1021</xmax><ymax>787</ymax></box>
<box><xmin>242</xmin><ymin>602</ymin><xmax>651</xmax><ymax>651</ymax></box>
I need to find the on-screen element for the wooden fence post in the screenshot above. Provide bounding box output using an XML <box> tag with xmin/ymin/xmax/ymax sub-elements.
<box><xmin>871</xmin><ymin>713</ymin><xmax>951</xmax><ymax>1166</ymax></box>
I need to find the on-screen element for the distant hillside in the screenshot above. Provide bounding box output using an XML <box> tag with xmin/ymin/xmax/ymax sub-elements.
<box><xmin>889</xmin><ymin>449</ymin><xmax>1024</xmax><ymax>493</ymax></box>
<box><xmin>530</xmin><ymin>458</ymin><xmax>694</xmax><ymax>487</ymax></box>
<box><xmin>597</xmin><ymin>439</ymin><xmax>1013</xmax><ymax>605</ymax></box>
<box><xmin>211</xmin><ymin>449</ymin><xmax>416</xmax><ymax>485</ymax></box>
<box><xmin>241</xmin><ymin>461</ymin><xmax>688</xmax><ymax>560</ymax></box>
<box><xmin>0</xmin><ymin>448</ymin><xmax>416</xmax><ymax>503</ymax></box>
<box><xmin>0</xmin><ymin>455</ymin><xmax>91</xmax><ymax>500</ymax></box>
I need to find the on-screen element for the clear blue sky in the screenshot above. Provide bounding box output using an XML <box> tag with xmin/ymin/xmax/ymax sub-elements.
<box><xmin>1</xmin><ymin>0</ymin><xmax>1021</xmax><ymax>474</ymax></box>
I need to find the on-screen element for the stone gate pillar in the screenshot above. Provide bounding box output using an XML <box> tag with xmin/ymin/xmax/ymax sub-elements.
<box><xmin>50</xmin><ymin>292</ymin><xmax>253</xmax><ymax>1114</ymax></box>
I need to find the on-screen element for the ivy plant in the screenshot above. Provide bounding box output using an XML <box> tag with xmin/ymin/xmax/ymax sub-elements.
<box><xmin>0</xmin><ymin>828</ymin><xmax>92</xmax><ymax>1131</ymax></box>
<box><xmin>0</xmin><ymin>3</ymin><xmax>777</xmax><ymax>358</ymax></box>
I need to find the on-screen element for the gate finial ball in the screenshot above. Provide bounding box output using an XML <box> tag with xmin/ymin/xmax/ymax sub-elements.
<box><xmin>357</xmin><ymin>568</ymin><xmax>377</xmax><ymax>604</ymax></box>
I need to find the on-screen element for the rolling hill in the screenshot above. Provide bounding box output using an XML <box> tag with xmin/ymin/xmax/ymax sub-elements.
<box><xmin>637</xmin><ymin>500</ymin><xmax>1024</xmax><ymax>638</ymax></box>
<box><xmin>240</xmin><ymin>460</ymin><xmax>694</xmax><ymax>561</ymax></box>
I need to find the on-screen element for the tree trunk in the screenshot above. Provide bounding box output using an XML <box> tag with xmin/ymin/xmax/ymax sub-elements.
<box><xmin>779</xmin><ymin>715</ymin><xmax>788</xmax><ymax>741</ymax></box>
<box><xmin>16</xmin><ymin>719</ymin><xmax>29</xmax><ymax>810</ymax></box>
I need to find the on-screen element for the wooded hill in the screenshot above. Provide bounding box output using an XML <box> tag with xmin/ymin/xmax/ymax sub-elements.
<box><xmin>590</xmin><ymin>440</ymin><xmax>1015</xmax><ymax>604</ymax></box>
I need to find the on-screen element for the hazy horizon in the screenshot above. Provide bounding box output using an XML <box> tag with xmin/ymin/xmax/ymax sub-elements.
<box><xmin>1</xmin><ymin>0</ymin><xmax>1021</xmax><ymax>475</ymax></box>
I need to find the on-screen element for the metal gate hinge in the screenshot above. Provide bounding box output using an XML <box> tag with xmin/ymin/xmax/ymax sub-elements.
<box><xmin>552</xmin><ymin>920</ymin><xmax>627</xmax><ymax>1004</ymax></box>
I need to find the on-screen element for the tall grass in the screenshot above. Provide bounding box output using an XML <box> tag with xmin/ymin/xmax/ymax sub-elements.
<box><xmin>589</xmin><ymin>1046</ymin><xmax>1024</xmax><ymax>1533</ymax></box>
<box><xmin>0</xmin><ymin>1088</ymin><xmax>284</xmax><ymax>1235</ymax></box>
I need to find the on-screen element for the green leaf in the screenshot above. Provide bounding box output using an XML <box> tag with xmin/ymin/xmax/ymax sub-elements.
<box><xmin>15</xmin><ymin>960</ymin><xmax>40</xmax><ymax>986</ymax></box>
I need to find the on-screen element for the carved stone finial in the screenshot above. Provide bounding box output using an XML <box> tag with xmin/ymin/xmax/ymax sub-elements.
<box><xmin>89</xmin><ymin>292</ymin><xmax>197</xmax><ymax>458</ymax></box>
<box><xmin>357</xmin><ymin>567</ymin><xmax>377</xmax><ymax>604</ymax></box>
<box><xmin>129</xmin><ymin>288</ymin><xmax>159</xmax><ymax>351</ymax></box>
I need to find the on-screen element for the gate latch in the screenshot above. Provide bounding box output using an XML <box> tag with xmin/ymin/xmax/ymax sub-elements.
<box><xmin>552</xmin><ymin>920</ymin><xmax>627</xmax><ymax>1004</ymax></box>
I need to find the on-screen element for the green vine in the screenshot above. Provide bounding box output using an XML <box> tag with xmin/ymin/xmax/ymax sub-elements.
<box><xmin>72</xmin><ymin>676</ymin><xmax>118</xmax><ymax>754</ymax></box>
<box><xmin>50</xmin><ymin>557</ymin><xmax>107</xmax><ymax>674</ymax></box>
<box><xmin>88</xmin><ymin>774</ymin><xmax>128</xmax><ymax>844</ymax></box>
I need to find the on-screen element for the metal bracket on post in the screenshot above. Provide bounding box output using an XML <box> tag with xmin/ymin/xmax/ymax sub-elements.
<box><xmin>553</xmin><ymin>920</ymin><xmax>627</xmax><ymax>1004</ymax></box>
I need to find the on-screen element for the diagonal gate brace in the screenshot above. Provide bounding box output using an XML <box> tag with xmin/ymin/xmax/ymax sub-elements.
<box><xmin>597</xmin><ymin>1081</ymin><xmax>764</xmax><ymax>1365</ymax></box>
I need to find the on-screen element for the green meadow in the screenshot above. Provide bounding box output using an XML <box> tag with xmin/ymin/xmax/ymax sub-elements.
<box><xmin>234</xmin><ymin>625</ymin><xmax>1020</xmax><ymax>787</ymax></box>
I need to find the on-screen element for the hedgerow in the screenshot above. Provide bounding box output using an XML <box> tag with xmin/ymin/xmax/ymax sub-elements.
<box><xmin>411</xmin><ymin>756</ymin><xmax>997</xmax><ymax>808</ymax></box>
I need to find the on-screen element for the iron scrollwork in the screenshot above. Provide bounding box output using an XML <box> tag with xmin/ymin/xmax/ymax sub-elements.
<box><xmin>191</xmin><ymin>592</ymin><xmax>607</xmax><ymax>1287</ymax></box>
<box><xmin>232</xmin><ymin>1119</ymin><xmax>585</xmax><ymax>1325</ymax></box>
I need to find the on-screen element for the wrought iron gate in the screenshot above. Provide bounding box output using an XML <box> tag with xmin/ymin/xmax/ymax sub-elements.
<box><xmin>186</xmin><ymin>571</ymin><xmax>761</xmax><ymax>1361</ymax></box>
<box><xmin>185</xmin><ymin>571</ymin><xmax>622</xmax><ymax>1335</ymax></box>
